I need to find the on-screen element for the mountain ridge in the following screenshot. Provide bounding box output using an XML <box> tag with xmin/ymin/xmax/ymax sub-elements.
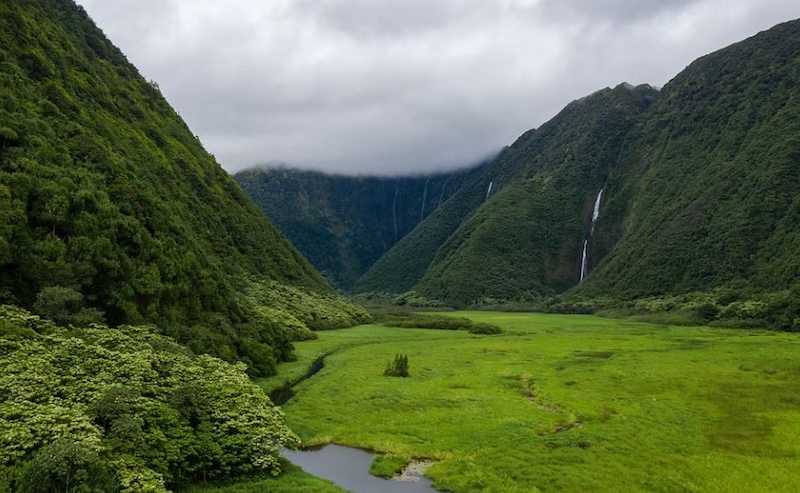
<box><xmin>235</xmin><ymin>166</ymin><xmax>474</xmax><ymax>289</ymax></box>
<box><xmin>237</xmin><ymin>19</ymin><xmax>800</xmax><ymax>321</ymax></box>
<box><xmin>0</xmin><ymin>0</ymin><xmax>366</xmax><ymax>377</ymax></box>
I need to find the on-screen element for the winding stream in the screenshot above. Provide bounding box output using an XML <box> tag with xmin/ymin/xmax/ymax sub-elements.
<box><xmin>272</xmin><ymin>356</ymin><xmax>442</xmax><ymax>493</ymax></box>
<box><xmin>283</xmin><ymin>445</ymin><xmax>438</xmax><ymax>493</ymax></box>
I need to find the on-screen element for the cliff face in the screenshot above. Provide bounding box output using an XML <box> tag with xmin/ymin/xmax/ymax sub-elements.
<box><xmin>235</xmin><ymin>167</ymin><xmax>472</xmax><ymax>289</ymax></box>
<box><xmin>357</xmin><ymin>84</ymin><xmax>657</xmax><ymax>304</ymax></box>
<box><xmin>359</xmin><ymin>20</ymin><xmax>800</xmax><ymax>306</ymax></box>
<box><xmin>578</xmin><ymin>19</ymin><xmax>800</xmax><ymax>299</ymax></box>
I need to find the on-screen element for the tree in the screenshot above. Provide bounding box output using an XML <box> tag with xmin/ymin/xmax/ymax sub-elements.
<box><xmin>15</xmin><ymin>440</ymin><xmax>120</xmax><ymax>493</ymax></box>
<box><xmin>384</xmin><ymin>354</ymin><xmax>409</xmax><ymax>378</ymax></box>
<box><xmin>32</xmin><ymin>286</ymin><xmax>103</xmax><ymax>326</ymax></box>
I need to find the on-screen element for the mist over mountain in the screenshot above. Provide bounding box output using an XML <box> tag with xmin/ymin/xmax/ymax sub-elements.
<box><xmin>245</xmin><ymin>19</ymin><xmax>800</xmax><ymax>326</ymax></box>
<box><xmin>235</xmin><ymin>167</ymin><xmax>473</xmax><ymax>289</ymax></box>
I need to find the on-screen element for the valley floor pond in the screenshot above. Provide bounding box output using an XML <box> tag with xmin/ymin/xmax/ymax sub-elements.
<box><xmin>272</xmin><ymin>357</ymin><xmax>443</xmax><ymax>492</ymax></box>
<box><xmin>246</xmin><ymin>311</ymin><xmax>800</xmax><ymax>493</ymax></box>
<box><xmin>282</xmin><ymin>445</ymin><xmax>439</xmax><ymax>493</ymax></box>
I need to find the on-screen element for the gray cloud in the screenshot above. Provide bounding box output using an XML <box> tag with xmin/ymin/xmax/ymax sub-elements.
<box><xmin>78</xmin><ymin>0</ymin><xmax>800</xmax><ymax>175</ymax></box>
<box><xmin>536</xmin><ymin>0</ymin><xmax>705</xmax><ymax>23</ymax></box>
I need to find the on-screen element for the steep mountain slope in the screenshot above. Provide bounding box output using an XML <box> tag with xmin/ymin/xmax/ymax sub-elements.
<box><xmin>354</xmin><ymin>150</ymin><xmax>517</xmax><ymax>295</ymax></box>
<box><xmin>358</xmin><ymin>19</ymin><xmax>800</xmax><ymax>308</ymax></box>
<box><xmin>0</xmin><ymin>0</ymin><xmax>365</xmax><ymax>375</ymax></box>
<box><xmin>578</xmin><ymin>19</ymin><xmax>800</xmax><ymax>299</ymax></box>
<box><xmin>356</xmin><ymin>84</ymin><xmax>657</xmax><ymax>304</ymax></box>
<box><xmin>235</xmin><ymin>167</ymin><xmax>472</xmax><ymax>289</ymax></box>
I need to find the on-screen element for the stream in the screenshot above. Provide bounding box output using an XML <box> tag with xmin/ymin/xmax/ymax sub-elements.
<box><xmin>272</xmin><ymin>356</ymin><xmax>442</xmax><ymax>493</ymax></box>
<box><xmin>283</xmin><ymin>445</ymin><xmax>438</xmax><ymax>493</ymax></box>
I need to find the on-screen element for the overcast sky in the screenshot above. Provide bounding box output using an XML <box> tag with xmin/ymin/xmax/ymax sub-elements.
<box><xmin>77</xmin><ymin>0</ymin><xmax>800</xmax><ymax>176</ymax></box>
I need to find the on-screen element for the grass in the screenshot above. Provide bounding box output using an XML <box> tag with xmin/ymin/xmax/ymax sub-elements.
<box><xmin>207</xmin><ymin>311</ymin><xmax>800</xmax><ymax>492</ymax></box>
<box><xmin>368</xmin><ymin>453</ymin><xmax>409</xmax><ymax>478</ymax></box>
<box><xmin>181</xmin><ymin>463</ymin><xmax>346</xmax><ymax>493</ymax></box>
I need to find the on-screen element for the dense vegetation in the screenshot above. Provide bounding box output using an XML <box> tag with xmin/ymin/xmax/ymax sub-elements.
<box><xmin>352</xmin><ymin>20</ymin><xmax>800</xmax><ymax>313</ymax></box>
<box><xmin>356</xmin><ymin>84</ymin><xmax>657</xmax><ymax>304</ymax></box>
<box><xmin>383</xmin><ymin>354</ymin><xmax>409</xmax><ymax>377</ymax></box>
<box><xmin>373</xmin><ymin>309</ymin><xmax>503</xmax><ymax>334</ymax></box>
<box><xmin>254</xmin><ymin>312</ymin><xmax>800</xmax><ymax>493</ymax></box>
<box><xmin>0</xmin><ymin>0</ymin><xmax>369</xmax><ymax>376</ymax></box>
<box><xmin>578</xmin><ymin>19</ymin><xmax>800</xmax><ymax>299</ymax></box>
<box><xmin>235</xmin><ymin>168</ymin><xmax>472</xmax><ymax>289</ymax></box>
<box><xmin>0</xmin><ymin>306</ymin><xmax>298</xmax><ymax>492</ymax></box>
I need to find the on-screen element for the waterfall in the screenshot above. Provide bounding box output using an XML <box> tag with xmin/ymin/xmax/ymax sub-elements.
<box><xmin>590</xmin><ymin>189</ymin><xmax>603</xmax><ymax>235</ymax></box>
<box><xmin>438</xmin><ymin>179</ymin><xmax>449</xmax><ymax>206</ymax></box>
<box><xmin>420</xmin><ymin>177</ymin><xmax>430</xmax><ymax>222</ymax></box>
<box><xmin>579</xmin><ymin>240</ymin><xmax>589</xmax><ymax>282</ymax></box>
<box><xmin>580</xmin><ymin>188</ymin><xmax>604</xmax><ymax>282</ymax></box>
<box><xmin>486</xmin><ymin>181</ymin><xmax>494</xmax><ymax>200</ymax></box>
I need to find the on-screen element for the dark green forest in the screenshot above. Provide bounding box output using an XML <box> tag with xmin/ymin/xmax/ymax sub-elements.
<box><xmin>0</xmin><ymin>0</ymin><xmax>367</xmax><ymax>377</ymax></box>
<box><xmin>235</xmin><ymin>168</ymin><xmax>472</xmax><ymax>289</ymax></box>
<box><xmin>579</xmin><ymin>19</ymin><xmax>800</xmax><ymax>299</ymax></box>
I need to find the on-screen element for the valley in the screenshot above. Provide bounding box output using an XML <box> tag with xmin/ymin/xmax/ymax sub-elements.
<box><xmin>2</xmin><ymin>1</ymin><xmax>800</xmax><ymax>491</ymax></box>
<box><xmin>196</xmin><ymin>312</ymin><xmax>800</xmax><ymax>493</ymax></box>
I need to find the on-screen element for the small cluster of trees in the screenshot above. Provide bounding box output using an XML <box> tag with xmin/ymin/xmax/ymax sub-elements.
<box><xmin>384</xmin><ymin>354</ymin><xmax>409</xmax><ymax>378</ymax></box>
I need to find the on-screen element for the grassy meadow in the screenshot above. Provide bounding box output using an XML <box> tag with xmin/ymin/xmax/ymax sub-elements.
<box><xmin>210</xmin><ymin>312</ymin><xmax>800</xmax><ymax>492</ymax></box>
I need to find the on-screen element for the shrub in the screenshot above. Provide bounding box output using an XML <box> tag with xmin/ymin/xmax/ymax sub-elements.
<box><xmin>694</xmin><ymin>302</ymin><xmax>720</xmax><ymax>321</ymax></box>
<box><xmin>468</xmin><ymin>323</ymin><xmax>503</xmax><ymax>335</ymax></box>
<box><xmin>384</xmin><ymin>354</ymin><xmax>409</xmax><ymax>378</ymax></box>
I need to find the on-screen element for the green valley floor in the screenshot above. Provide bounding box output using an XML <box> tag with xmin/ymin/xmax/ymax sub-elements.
<box><xmin>195</xmin><ymin>312</ymin><xmax>800</xmax><ymax>493</ymax></box>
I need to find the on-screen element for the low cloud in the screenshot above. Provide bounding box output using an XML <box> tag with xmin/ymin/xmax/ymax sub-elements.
<box><xmin>79</xmin><ymin>0</ymin><xmax>800</xmax><ymax>175</ymax></box>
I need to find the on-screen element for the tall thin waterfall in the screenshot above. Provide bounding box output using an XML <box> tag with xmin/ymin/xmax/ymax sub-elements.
<box><xmin>580</xmin><ymin>189</ymin><xmax>603</xmax><ymax>282</ymax></box>
<box><xmin>420</xmin><ymin>177</ymin><xmax>430</xmax><ymax>222</ymax></box>
<box><xmin>438</xmin><ymin>179</ymin><xmax>449</xmax><ymax>206</ymax></box>
<box><xmin>486</xmin><ymin>181</ymin><xmax>494</xmax><ymax>200</ymax></box>
<box><xmin>580</xmin><ymin>240</ymin><xmax>589</xmax><ymax>283</ymax></box>
<box><xmin>590</xmin><ymin>189</ymin><xmax>603</xmax><ymax>235</ymax></box>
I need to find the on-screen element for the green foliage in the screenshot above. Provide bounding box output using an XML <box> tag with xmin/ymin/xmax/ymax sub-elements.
<box><xmin>0</xmin><ymin>306</ymin><xmax>299</xmax><ymax>491</ymax></box>
<box><xmin>182</xmin><ymin>463</ymin><xmax>347</xmax><ymax>493</ymax></box>
<box><xmin>357</xmin><ymin>84</ymin><xmax>656</xmax><ymax>305</ymax></box>
<box><xmin>270</xmin><ymin>312</ymin><xmax>800</xmax><ymax>493</ymax></box>
<box><xmin>235</xmin><ymin>168</ymin><xmax>471</xmax><ymax>290</ymax></box>
<box><xmin>32</xmin><ymin>286</ymin><xmax>103</xmax><ymax>326</ymax></box>
<box><xmin>245</xmin><ymin>279</ymin><xmax>370</xmax><ymax>335</ymax></box>
<box><xmin>368</xmin><ymin>454</ymin><xmax>408</xmax><ymax>478</ymax></box>
<box><xmin>579</xmin><ymin>20</ymin><xmax>800</xmax><ymax>301</ymax></box>
<box><xmin>0</xmin><ymin>0</ymin><xmax>369</xmax><ymax>374</ymax></box>
<box><xmin>15</xmin><ymin>440</ymin><xmax>120</xmax><ymax>493</ymax></box>
<box><xmin>374</xmin><ymin>310</ymin><xmax>503</xmax><ymax>334</ymax></box>
<box><xmin>468</xmin><ymin>323</ymin><xmax>503</xmax><ymax>334</ymax></box>
<box><xmin>383</xmin><ymin>354</ymin><xmax>409</xmax><ymax>378</ymax></box>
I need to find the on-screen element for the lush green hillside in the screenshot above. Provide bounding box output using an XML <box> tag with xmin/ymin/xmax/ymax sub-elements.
<box><xmin>578</xmin><ymin>19</ymin><xmax>800</xmax><ymax>300</ymax></box>
<box><xmin>413</xmin><ymin>85</ymin><xmax>655</xmax><ymax>306</ymax></box>
<box><xmin>0</xmin><ymin>0</ymin><xmax>366</xmax><ymax>376</ymax></box>
<box><xmin>358</xmin><ymin>19</ymin><xmax>800</xmax><ymax>311</ymax></box>
<box><xmin>0</xmin><ymin>305</ymin><xmax>298</xmax><ymax>492</ymax></box>
<box><xmin>357</xmin><ymin>84</ymin><xmax>657</xmax><ymax>304</ymax></box>
<box><xmin>354</xmin><ymin>154</ymin><xmax>512</xmax><ymax>296</ymax></box>
<box><xmin>235</xmin><ymin>168</ymin><xmax>472</xmax><ymax>289</ymax></box>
